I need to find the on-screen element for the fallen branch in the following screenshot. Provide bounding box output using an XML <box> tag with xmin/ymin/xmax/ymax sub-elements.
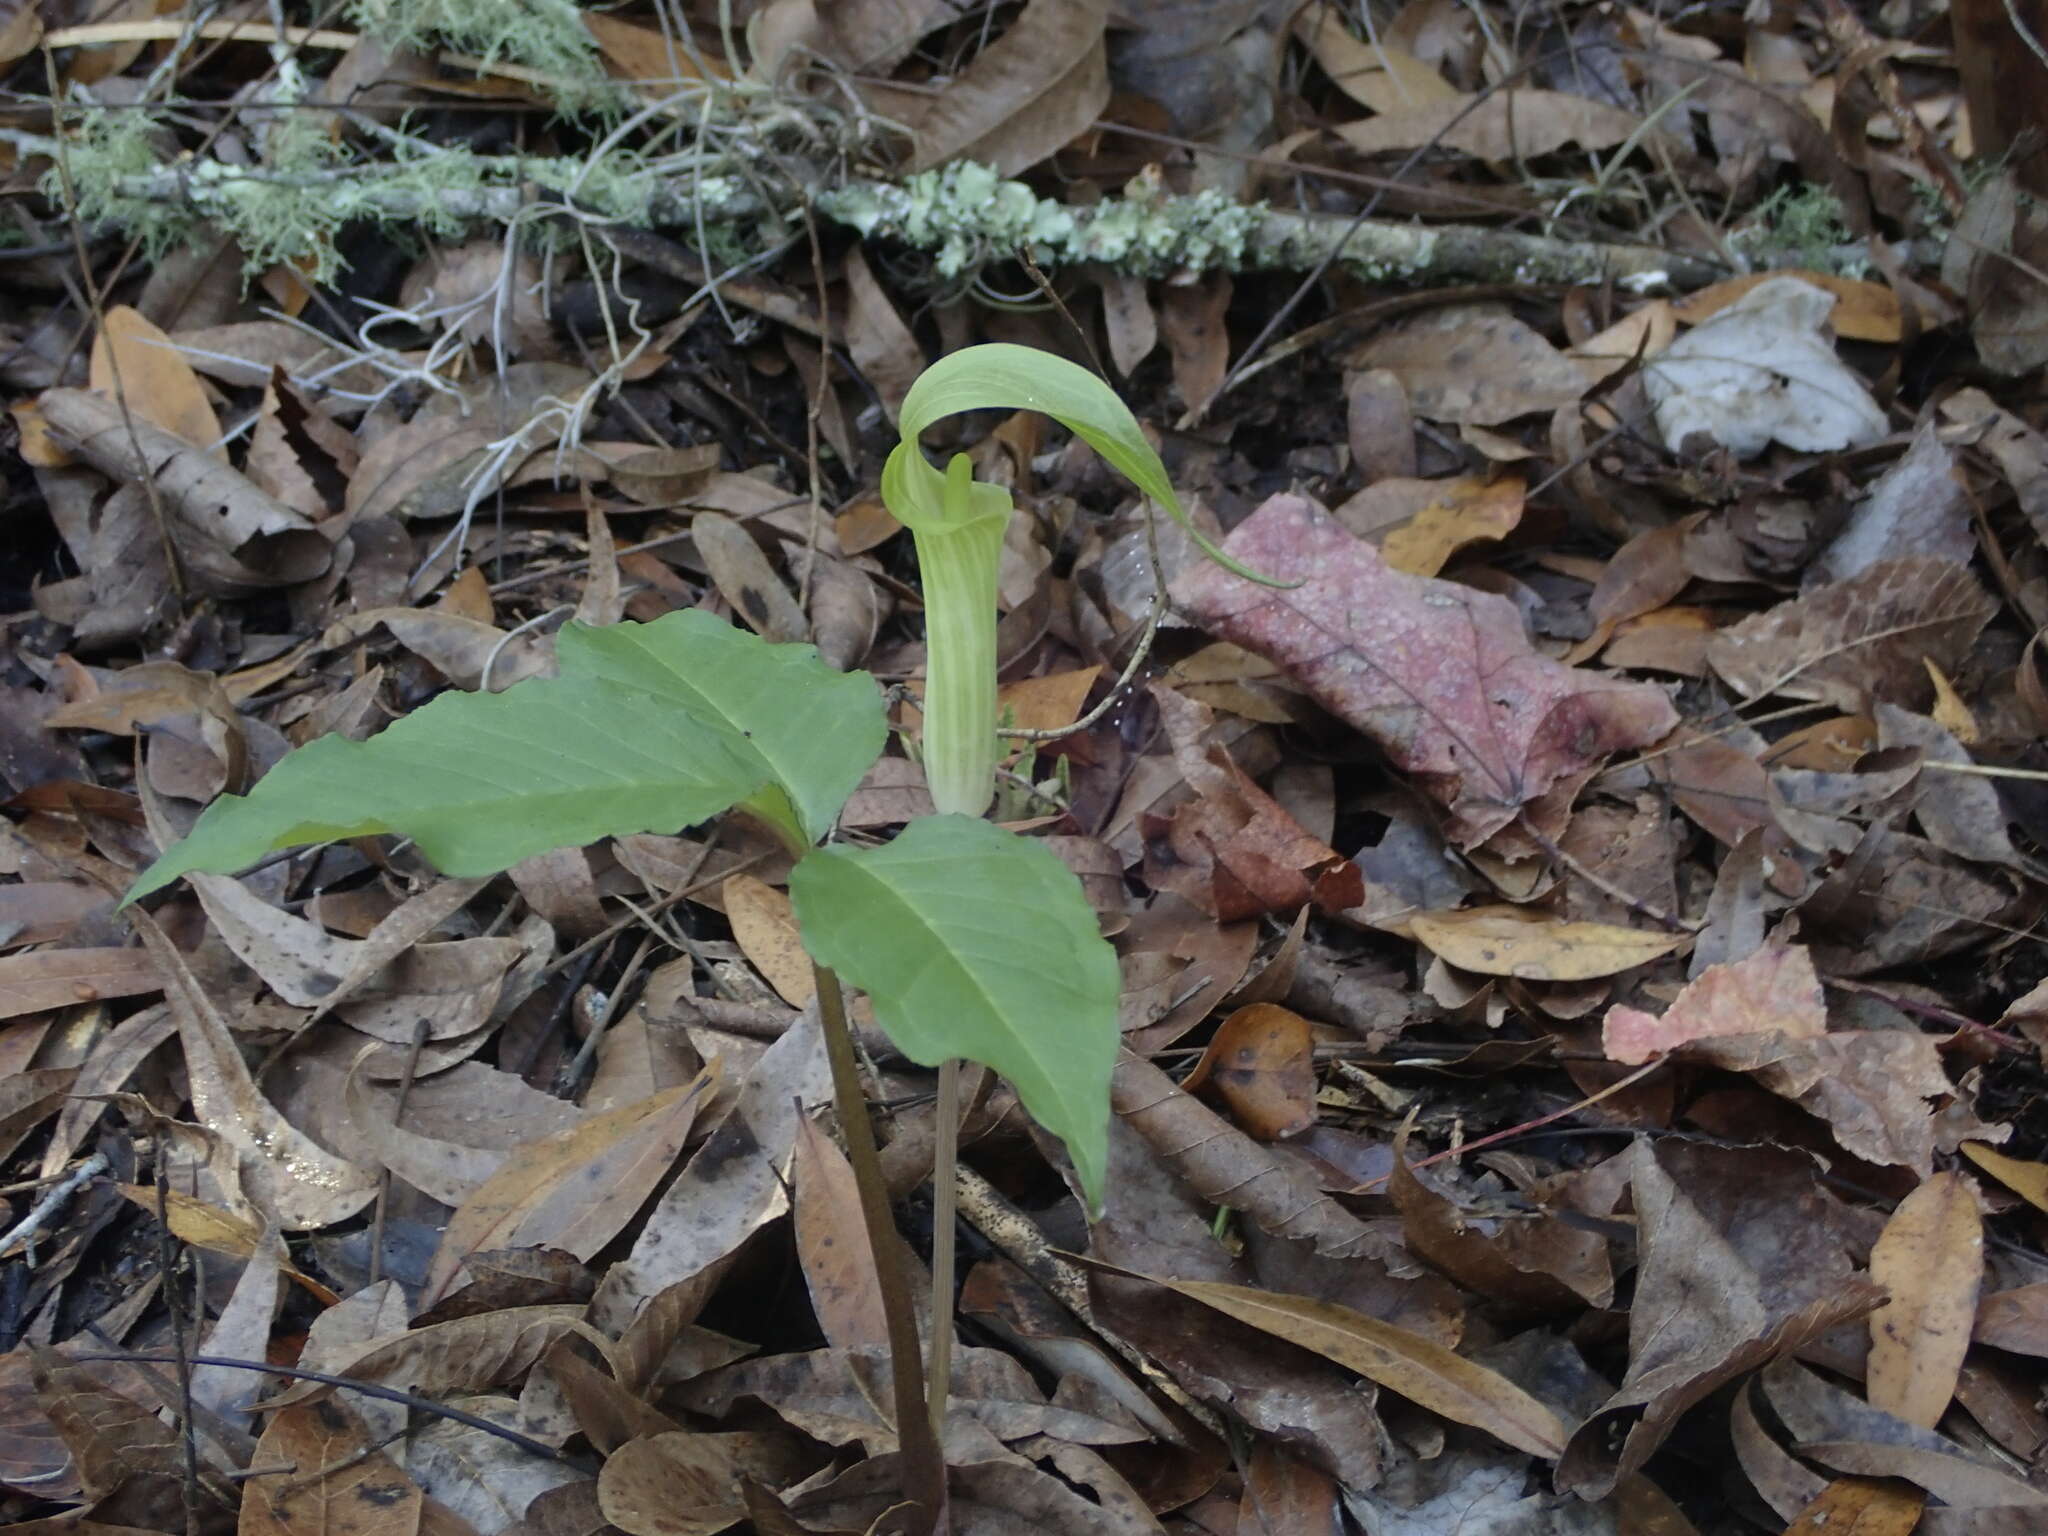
<box><xmin>11</xmin><ymin>120</ymin><xmax>1737</xmax><ymax>289</ymax></box>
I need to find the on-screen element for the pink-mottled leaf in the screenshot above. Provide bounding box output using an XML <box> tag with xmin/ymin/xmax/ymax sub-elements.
<box><xmin>1172</xmin><ymin>494</ymin><xmax>1678</xmax><ymax>847</ymax></box>
<box><xmin>1602</xmin><ymin>940</ymin><xmax>1825</xmax><ymax>1064</ymax></box>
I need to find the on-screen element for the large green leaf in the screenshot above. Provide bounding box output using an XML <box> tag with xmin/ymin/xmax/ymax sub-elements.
<box><xmin>553</xmin><ymin>610</ymin><xmax>889</xmax><ymax>845</ymax></box>
<box><xmin>128</xmin><ymin>612</ymin><xmax>887</xmax><ymax>902</ymax></box>
<box><xmin>789</xmin><ymin>814</ymin><xmax>1121</xmax><ymax>1207</ymax></box>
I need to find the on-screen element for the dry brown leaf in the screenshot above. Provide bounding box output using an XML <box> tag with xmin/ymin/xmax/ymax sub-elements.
<box><xmin>1349</xmin><ymin>306</ymin><xmax>1598</xmax><ymax>426</ymax></box>
<box><xmin>242</xmin><ymin>1400</ymin><xmax>472</xmax><ymax>1536</ymax></box>
<box><xmin>39</xmin><ymin>388</ymin><xmax>331</xmax><ymax>591</ymax></box>
<box><xmin>1334</xmin><ymin>89</ymin><xmax>1644</xmax><ymax>159</ymax></box>
<box><xmin>842</xmin><ymin>244</ymin><xmax>924</xmax><ymax>423</ymax></box>
<box><xmin>1293</xmin><ymin>5</ymin><xmax>1459</xmax><ymax>112</ymax></box>
<box><xmin>1707</xmin><ymin>558</ymin><xmax>1996</xmax><ymax>712</ymax></box>
<box><xmin>114</xmin><ymin>1186</ymin><xmax>336</xmax><ymax>1303</ymax></box>
<box><xmin>792</xmin><ymin>1117</ymin><xmax>891</xmax><ymax>1352</ymax></box>
<box><xmin>423</xmin><ymin>1070</ymin><xmax>717</xmax><ymax>1304</ymax></box>
<box><xmin>1868</xmin><ymin>1172</ymin><xmax>1983</xmax><ymax>1430</ymax></box>
<box><xmin>598</xmin><ymin>1433</ymin><xmax>744</xmax><ymax>1536</ymax></box>
<box><xmin>127</xmin><ymin>905</ymin><xmax>378</xmax><ymax>1230</ymax></box>
<box><xmin>1112</xmin><ymin>1052</ymin><xmax>1394</xmax><ymax>1262</ymax></box>
<box><xmin>273</xmin><ymin>1307</ymin><xmax>603</xmax><ymax>1412</ymax></box>
<box><xmin>88</xmin><ymin>306</ymin><xmax>222</xmax><ymax>451</ymax></box>
<box><xmin>1160</xmin><ymin>274</ymin><xmax>1232</xmax><ymax>415</ymax></box>
<box><xmin>1410</xmin><ymin>907</ymin><xmax>1682</xmax><ymax>982</ymax></box>
<box><xmin>692</xmin><ymin>512</ymin><xmax>808</xmax><ymax>643</ymax></box>
<box><xmin>1974</xmin><ymin>1283</ymin><xmax>2048</xmax><ymax>1356</ymax></box>
<box><xmin>1154</xmin><ymin>1274</ymin><xmax>1569</xmax><ymax>1459</ymax></box>
<box><xmin>722</xmin><ymin>873</ymin><xmax>814</xmax><ymax>1008</ymax></box>
<box><xmin>1183</xmin><ymin>1003</ymin><xmax>1317</xmax><ymax>1141</ymax></box>
<box><xmin>1602</xmin><ymin>939</ymin><xmax>1823</xmax><ymax>1063</ymax></box>
<box><xmin>1558</xmin><ymin>1142</ymin><xmax>1883</xmax><ymax>1499</ymax></box>
<box><xmin>1174</xmin><ymin>494</ymin><xmax>1676</xmax><ymax>848</ymax></box>
<box><xmin>0</xmin><ymin>947</ymin><xmax>161</xmax><ymax>1019</ymax></box>
<box><xmin>1780</xmin><ymin>1479</ymin><xmax>1925</xmax><ymax>1536</ymax></box>
<box><xmin>594</xmin><ymin>1008</ymin><xmax>830</xmax><ymax>1330</ymax></box>
<box><xmin>1674</xmin><ymin>271</ymin><xmax>1904</xmax><ymax>341</ymax></box>
<box><xmin>908</xmin><ymin>0</ymin><xmax>1109</xmax><ymax>175</ymax></box>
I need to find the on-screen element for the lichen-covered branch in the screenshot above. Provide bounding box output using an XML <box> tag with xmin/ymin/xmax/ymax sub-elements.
<box><xmin>23</xmin><ymin>116</ymin><xmax>1734</xmax><ymax>290</ymax></box>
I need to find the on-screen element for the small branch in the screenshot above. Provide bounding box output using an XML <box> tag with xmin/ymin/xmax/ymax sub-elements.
<box><xmin>0</xmin><ymin>1152</ymin><xmax>107</xmax><ymax>1258</ymax></box>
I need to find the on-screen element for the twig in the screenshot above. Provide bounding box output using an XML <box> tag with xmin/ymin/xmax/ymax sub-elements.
<box><xmin>70</xmin><ymin>1354</ymin><xmax>570</xmax><ymax>1461</ymax></box>
<box><xmin>0</xmin><ymin>1152</ymin><xmax>107</xmax><ymax>1259</ymax></box>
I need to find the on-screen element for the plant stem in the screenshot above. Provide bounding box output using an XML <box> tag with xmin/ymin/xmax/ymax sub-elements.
<box><xmin>927</xmin><ymin>1055</ymin><xmax>961</xmax><ymax>1438</ymax></box>
<box><xmin>813</xmin><ymin>962</ymin><xmax>947</xmax><ymax>1529</ymax></box>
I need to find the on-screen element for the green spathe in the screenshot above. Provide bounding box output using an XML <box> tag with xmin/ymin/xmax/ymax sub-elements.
<box><xmin>789</xmin><ymin>814</ymin><xmax>1121</xmax><ymax>1209</ymax></box>
<box><xmin>125</xmin><ymin>610</ymin><xmax>886</xmax><ymax>901</ymax></box>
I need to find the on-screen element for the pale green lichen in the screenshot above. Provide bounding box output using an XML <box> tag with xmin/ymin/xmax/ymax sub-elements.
<box><xmin>1731</xmin><ymin>181</ymin><xmax>1863</xmax><ymax>273</ymax></box>
<box><xmin>346</xmin><ymin>0</ymin><xmax>626</xmax><ymax>114</ymax></box>
<box><xmin>46</xmin><ymin>103</ymin><xmax>747</xmax><ymax>283</ymax></box>
<box><xmin>818</xmin><ymin>162</ymin><xmax>1268</xmax><ymax>278</ymax></box>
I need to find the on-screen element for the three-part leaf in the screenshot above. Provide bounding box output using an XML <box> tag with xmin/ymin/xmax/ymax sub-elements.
<box><xmin>128</xmin><ymin>611</ymin><xmax>887</xmax><ymax>901</ymax></box>
<box><xmin>788</xmin><ymin>814</ymin><xmax>1121</xmax><ymax>1207</ymax></box>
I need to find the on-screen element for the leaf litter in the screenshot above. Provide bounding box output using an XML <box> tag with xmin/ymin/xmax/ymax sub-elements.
<box><xmin>4</xmin><ymin>0</ymin><xmax>2048</xmax><ymax>1532</ymax></box>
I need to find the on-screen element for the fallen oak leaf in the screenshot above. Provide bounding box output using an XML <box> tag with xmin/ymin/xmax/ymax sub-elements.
<box><xmin>1705</xmin><ymin>557</ymin><xmax>1996</xmax><ymax>713</ymax></box>
<box><xmin>1173</xmin><ymin>494</ymin><xmax>1676</xmax><ymax>848</ymax></box>
<box><xmin>1602</xmin><ymin>938</ymin><xmax>1824</xmax><ymax>1064</ymax></box>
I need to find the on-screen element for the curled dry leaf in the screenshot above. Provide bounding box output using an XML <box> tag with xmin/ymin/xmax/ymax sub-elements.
<box><xmin>127</xmin><ymin>905</ymin><xmax>377</xmax><ymax>1230</ymax></box>
<box><xmin>1867</xmin><ymin>1171</ymin><xmax>1983</xmax><ymax>1430</ymax></box>
<box><xmin>39</xmin><ymin>387</ymin><xmax>331</xmax><ymax>591</ymax></box>
<box><xmin>1558</xmin><ymin>1142</ymin><xmax>1883</xmax><ymax>1499</ymax></box>
<box><xmin>1645</xmin><ymin>277</ymin><xmax>1888</xmax><ymax>457</ymax></box>
<box><xmin>1112</xmin><ymin>1051</ymin><xmax>1394</xmax><ymax>1262</ymax></box>
<box><xmin>1174</xmin><ymin>494</ymin><xmax>1676</xmax><ymax>848</ymax></box>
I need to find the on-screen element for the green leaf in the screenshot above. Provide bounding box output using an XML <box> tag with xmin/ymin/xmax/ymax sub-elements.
<box><xmin>789</xmin><ymin>814</ymin><xmax>1121</xmax><ymax>1208</ymax></box>
<box><xmin>888</xmin><ymin>343</ymin><xmax>1286</xmax><ymax>586</ymax></box>
<box><xmin>128</xmin><ymin>612</ymin><xmax>887</xmax><ymax>902</ymax></box>
<box><xmin>554</xmin><ymin>610</ymin><xmax>888</xmax><ymax>845</ymax></box>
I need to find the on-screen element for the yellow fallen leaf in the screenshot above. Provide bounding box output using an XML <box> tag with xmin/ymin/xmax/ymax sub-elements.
<box><xmin>1962</xmin><ymin>1141</ymin><xmax>2048</xmax><ymax>1215</ymax></box>
<box><xmin>117</xmin><ymin>1185</ymin><xmax>338</xmax><ymax>1304</ymax></box>
<box><xmin>724</xmin><ymin>873</ymin><xmax>815</xmax><ymax>1007</ymax></box>
<box><xmin>1673</xmin><ymin>270</ymin><xmax>1902</xmax><ymax>342</ymax></box>
<box><xmin>1380</xmin><ymin>476</ymin><xmax>1525</xmax><ymax>578</ymax></box>
<box><xmin>1410</xmin><ymin>906</ymin><xmax>1683</xmax><ymax>981</ymax></box>
<box><xmin>1923</xmin><ymin>657</ymin><xmax>1978</xmax><ymax>744</ymax></box>
<box><xmin>1867</xmin><ymin>1171</ymin><xmax>1982</xmax><ymax>1428</ymax></box>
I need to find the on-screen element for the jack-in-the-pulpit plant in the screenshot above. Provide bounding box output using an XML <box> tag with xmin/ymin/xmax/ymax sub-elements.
<box><xmin>126</xmin><ymin>343</ymin><xmax>1254</xmax><ymax>1531</ymax></box>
